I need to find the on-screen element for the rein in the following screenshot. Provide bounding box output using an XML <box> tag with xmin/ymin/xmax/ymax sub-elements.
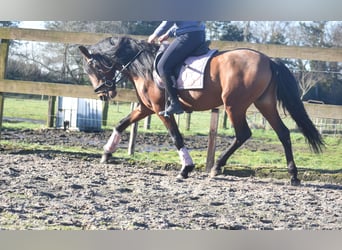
<box><xmin>94</xmin><ymin>49</ymin><xmax>144</xmax><ymax>95</ymax></box>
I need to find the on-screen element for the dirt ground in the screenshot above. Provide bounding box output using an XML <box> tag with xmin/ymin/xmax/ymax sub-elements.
<box><xmin>0</xmin><ymin>129</ymin><xmax>341</xmax><ymax>229</ymax></box>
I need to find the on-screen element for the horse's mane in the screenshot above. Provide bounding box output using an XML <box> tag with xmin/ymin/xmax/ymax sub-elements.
<box><xmin>88</xmin><ymin>36</ymin><xmax>159</xmax><ymax>80</ymax></box>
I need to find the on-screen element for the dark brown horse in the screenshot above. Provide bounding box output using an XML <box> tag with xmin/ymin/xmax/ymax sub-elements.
<box><xmin>79</xmin><ymin>36</ymin><xmax>324</xmax><ymax>185</ymax></box>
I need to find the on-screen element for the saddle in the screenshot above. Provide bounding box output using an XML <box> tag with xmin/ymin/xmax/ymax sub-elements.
<box><xmin>153</xmin><ymin>41</ymin><xmax>218</xmax><ymax>90</ymax></box>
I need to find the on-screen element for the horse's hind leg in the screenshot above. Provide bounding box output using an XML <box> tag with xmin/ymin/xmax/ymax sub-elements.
<box><xmin>210</xmin><ymin>108</ymin><xmax>252</xmax><ymax>178</ymax></box>
<box><xmin>254</xmin><ymin>101</ymin><xmax>301</xmax><ymax>186</ymax></box>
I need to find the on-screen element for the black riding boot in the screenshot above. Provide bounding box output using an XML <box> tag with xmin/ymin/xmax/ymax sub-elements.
<box><xmin>159</xmin><ymin>75</ymin><xmax>184</xmax><ymax>116</ymax></box>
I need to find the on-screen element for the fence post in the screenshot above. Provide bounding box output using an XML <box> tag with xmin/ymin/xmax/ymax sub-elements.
<box><xmin>128</xmin><ymin>102</ymin><xmax>138</xmax><ymax>155</ymax></box>
<box><xmin>206</xmin><ymin>108</ymin><xmax>219</xmax><ymax>172</ymax></box>
<box><xmin>185</xmin><ymin>112</ymin><xmax>191</xmax><ymax>131</ymax></box>
<box><xmin>0</xmin><ymin>94</ymin><xmax>4</xmax><ymax>139</ymax></box>
<box><xmin>144</xmin><ymin>115</ymin><xmax>151</xmax><ymax>130</ymax></box>
<box><xmin>0</xmin><ymin>39</ymin><xmax>10</xmax><ymax>140</ymax></box>
<box><xmin>102</xmin><ymin>101</ymin><xmax>109</xmax><ymax>126</ymax></box>
<box><xmin>222</xmin><ymin>109</ymin><xmax>228</xmax><ymax>129</ymax></box>
<box><xmin>47</xmin><ymin>96</ymin><xmax>56</xmax><ymax>127</ymax></box>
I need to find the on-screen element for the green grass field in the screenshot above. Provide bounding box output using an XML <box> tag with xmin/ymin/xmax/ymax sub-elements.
<box><xmin>2</xmin><ymin>95</ymin><xmax>341</xmax><ymax>183</ymax></box>
<box><xmin>1</xmin><ymin>96</ymin><xmax>299</xmax><ymax>133</ymax></box>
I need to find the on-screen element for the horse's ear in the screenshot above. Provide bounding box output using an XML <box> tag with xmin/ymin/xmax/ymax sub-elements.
<box><xmin>110</xmin><ymin>37</ymin><xmax>116</xmax><ymax>45</ymax></box>
<box><xmin>79</xmin><ymin>46</ymin><xmax>92</xmax><ymax>60</ymax></box>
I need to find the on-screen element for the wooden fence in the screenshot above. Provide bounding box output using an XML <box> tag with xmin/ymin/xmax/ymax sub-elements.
<box><xmin>1</xmin><ymin>27</ymin><xmax>342</xmax><ymax>170</ymax></box>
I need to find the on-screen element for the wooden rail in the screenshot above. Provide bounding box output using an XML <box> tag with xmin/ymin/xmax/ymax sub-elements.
<box><xmin>0</xmin><ymin>28</ymin><xmax>145</xmax><ymax>45</ymax></box>
<box><xmin>212</xmin><ymin>40</ymin><xmax>342</xmax><ymax>62</ymax></box>
<box><xmin>0</xmin><ymin>79</ymin><xmax>137</xmax><ymax>102</ymax></box>
<box><xmin>303</xmin><ymin>103</ymin><xmax>342</xmax><ymax>120</ymax></box>
<box><xmin>0</xmin><ymin>27</ymin><xmax>341</xmax><ymax>61</ymax></box>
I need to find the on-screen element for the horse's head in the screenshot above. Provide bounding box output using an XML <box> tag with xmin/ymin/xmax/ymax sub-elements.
<box><xmin>79</xmin><ymin>43</ymin><xmax>118</xmax><ymax>101</ymax></box>
<box><xmin>80</xmin><ymin>36</ymin><xmax>158</xmax><ymax>101</ymax></box>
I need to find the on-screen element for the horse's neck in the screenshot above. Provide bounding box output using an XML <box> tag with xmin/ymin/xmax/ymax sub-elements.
<box><xmin>132</xmin><ymin>77</ymin><xmax>160</xmax><ymax>105</ymax></box>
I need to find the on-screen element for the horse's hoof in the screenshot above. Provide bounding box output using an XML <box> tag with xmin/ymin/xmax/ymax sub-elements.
<box><xmin>209</xmin><ymin>167</ymin><xmax>222</xmax><ymax>178</ymax></box>
<box><xmin>177</xmin><ymin>164</ymin><xmax>195</xmax><ymax>179</ymax></box>
<box><xmin>184</xmin><ymin>164</ymin><xmax>195</xmax><ymax>173</ymax></box>
<box><xmin>177</xmin><ymin>170</ymin><xmax>189</xmax><ymax>179</ymax></box>
<box><xmin>290</xmin><ymin>178</ymin><xmax>301</xmax><ymax>186</ymax></box>
<box><xmin>100</xmin><ymin>153</ymin><xmax>112</xmax><ymax>164</ymax></box>
<box><xmin>176</xmin><ymin>173</ymin><xmax>187</xmax><ymax>180</ymax></box>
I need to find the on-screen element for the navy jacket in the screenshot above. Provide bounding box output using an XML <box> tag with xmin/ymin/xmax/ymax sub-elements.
<box><xmin>152</xmin><ymin>21</ymin><xmax>205</xmax><ymax>37</ymax></box>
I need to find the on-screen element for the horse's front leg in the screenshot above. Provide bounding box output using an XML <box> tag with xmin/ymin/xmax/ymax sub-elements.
<box><xmin>100</xmin><ymin>104</ymin><xmax>153</xmax><ymax>163</ymax></box>
<box><xmin>159</xmin><ymin>115</ymin><xmax>195</xmax><ymax>179</ymax></box>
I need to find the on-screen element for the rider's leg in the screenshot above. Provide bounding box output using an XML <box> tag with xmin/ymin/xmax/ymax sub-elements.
<box><xmin>159</xmin><ymin>75</ymin><xmax>184</xmax><ymax>116</ymax></box>
<box><xmin>157</xmin><ymin>31</ymin><xmax>204</xmax><ymax>116</ymax></box>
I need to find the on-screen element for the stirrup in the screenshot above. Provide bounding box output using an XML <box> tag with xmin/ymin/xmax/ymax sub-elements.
<box><xmin>159</xmin><ymin>104</ymin><xmax>184</xmax><ymax>117</ymax></box>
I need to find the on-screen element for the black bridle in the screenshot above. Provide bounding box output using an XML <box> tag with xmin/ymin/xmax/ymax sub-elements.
<box><xmin>90</xmin><ymin>49</ymin><xmax>144</xmax><ymax>97</ymax></box>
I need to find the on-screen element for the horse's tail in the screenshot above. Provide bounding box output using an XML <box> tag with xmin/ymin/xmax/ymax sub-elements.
<box><xmin>270</xmin><ymin>58</ymin><xmax>325</xmax><ymax>153</ymax></box>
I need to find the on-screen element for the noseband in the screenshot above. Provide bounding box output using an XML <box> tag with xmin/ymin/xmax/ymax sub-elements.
<box><xmin>90</xmin><ymin>50</ymin><xmax>144</xmax><ymax>97</ymax></box>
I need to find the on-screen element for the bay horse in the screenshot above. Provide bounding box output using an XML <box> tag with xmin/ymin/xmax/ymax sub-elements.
<box><xmin>79</xmin><ymin>36</ymin><xmax>324</xmax><ymax>186</ymax></box>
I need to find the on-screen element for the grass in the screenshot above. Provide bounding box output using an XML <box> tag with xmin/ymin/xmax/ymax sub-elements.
<box><xmin>2</xmin><ymin>95</ymin><xmax>342</xmax><ymax>183</ymax></box>
<box><xmin>3</xmin><ymin>96</ymin><xmax>48</xmax><ymax>121</ymax></box>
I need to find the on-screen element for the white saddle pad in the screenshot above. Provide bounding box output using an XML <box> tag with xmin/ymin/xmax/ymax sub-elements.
<box><xmin>154</xmin><ymin>49</ymin><xmax>217</xmax><ymax>90</ymax></box>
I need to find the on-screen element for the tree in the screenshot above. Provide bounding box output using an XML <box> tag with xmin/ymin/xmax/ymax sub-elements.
<box><xmin>6</xmin><ymin>58</ymin><xmax>47</xmax><ymax>82</ymax></box>
<box><xmin>296</xmin><ymin>21</ymin><xmax>340</xmax><ymax>103</ymax></box>
<box><xmin>325</xmin><ymin>22</ymin><xmax>342</xmax><ymax>104</ymax></box>
<box><xmin>9</xmin><ymin>21</ymin><xmax>128</xmax><ymax>84</ymax></box>
<box><xmin>328</xmin><ymin>22</ymin><xmax>342</xmax><ymax>47</ymax></box>
<box><xmin>121</xmin><ymin>21</ymin><xmax>160</xmax><ymax>35</ymax></box>
<box><xmin>243</xmin><ymin>21</ymin><xmax>290</xmax><ymax>44</ymax></box>
<box><xmin>0</xmin><ymin>21</ymin><xmax>18</xmax><ymax>27</ymax></box>
<box><xmin>43</xmin><ymin>21</ymin><xmax>127</xmax><ymax>84</ymax></box>
<box><xmin>294</xmin><ymin>60</ymin><xmax>326</xmax><ymax>100</ymax></box>
<box><xmin>299</xmin><ymin>21</ymin><xmax>328</xmax><ymax>47</ymax></box>
<box><xmin>220</xmin><ymin>23</ymin><xmax>244</xmax><ymax>41</ymax></box>
<box><xmin>206</xmin><ymin>21</ymin><xmax>228</xmax><ymax>40</ymax></box>
<box><xmin>45</xmin><ymin>21</ymin><xmax>126</xmax><ymax>34</ymax></box>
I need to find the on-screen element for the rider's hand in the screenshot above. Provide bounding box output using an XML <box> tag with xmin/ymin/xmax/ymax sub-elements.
<box><xmin>148</xmin><ymin>34</ymin><xmax>157</xmax><ymax>43</ymax></box>
<box><xmin>158</xmin><ymin>33</ymin><xmax>169</xmax><ymax>43</ymax></box>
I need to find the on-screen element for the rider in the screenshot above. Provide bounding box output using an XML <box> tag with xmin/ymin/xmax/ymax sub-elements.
<box><xmin>148</xmin><ymin>21</ymin><xmax>206</xmax><ymax>116</ymax></box>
